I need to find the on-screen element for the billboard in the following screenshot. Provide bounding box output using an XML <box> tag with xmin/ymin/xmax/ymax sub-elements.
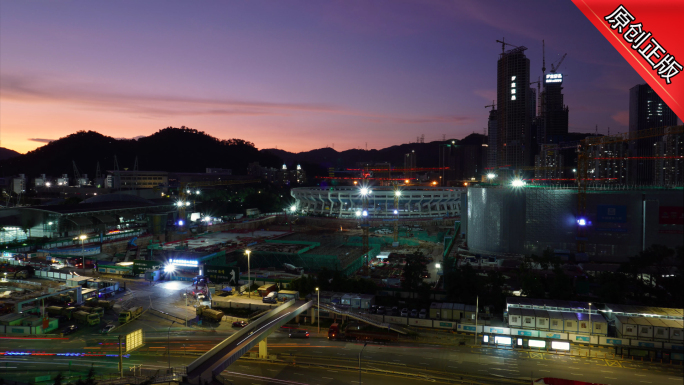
<box><xmin>205</xmin><ymin>265</ymin><xmax>240</xmax><ymax>285</ymax></box>
<box><xmin>125</xmin><ymin>329</ymin><xmax>144</xmax><ymax>353</ymax></box>
<box><xmin>596</xmin><ymin>205</ymin><xmax>627</xmax><ymax>223</ymax></box>
<box><xmin>133</xmin><ymin>259</ymin><xmax>161</xmax><ymax>274</ymax></box>
<box><xmin>659</xmin><ymin>206</ymin><xmax>684</xmax><ymax>225</ymax></box>
<box><xmin>545</xmin><ymin>73</ymin><xmax>563</xmax><ymax>83</ymax></box>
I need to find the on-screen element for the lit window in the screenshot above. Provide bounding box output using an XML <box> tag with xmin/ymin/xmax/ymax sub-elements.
<box><xmin>511</xmin><ymin>76</ymin><xmax>516</xmax><ymax>81</ymax></box>
<box><xmin>511</xmin><ymin>82</ymin><xmax>516</xmax><ymax>88</ymax></box>
<box><xmin>511</xmin><ymin>89</ymin><xmax>516</xmax><ymax>94</ymax></box>
<box><xmin>511</xmin><ymin>95</ymin><xmax>516</xmax><ymax>100</ymax></box>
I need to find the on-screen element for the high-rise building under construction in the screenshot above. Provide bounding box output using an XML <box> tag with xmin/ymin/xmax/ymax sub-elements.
<box><xmin>540</xmin><ymin>73</ymin><xmax>569</xmax><ymax>144</ymax></box>
<box><xmin>496</xmin><ymin>45</ymin><xmax>533</xmax><ymax>169</ymax></box>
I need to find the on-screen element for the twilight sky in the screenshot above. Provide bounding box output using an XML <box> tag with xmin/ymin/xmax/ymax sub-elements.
<box><xmin>0</xmin><ymin>0</ymin><xmax>649</xmax><ymax>154</ymax></box>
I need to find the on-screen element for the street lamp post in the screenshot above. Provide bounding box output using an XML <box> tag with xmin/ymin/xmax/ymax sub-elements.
<box><xmin>358</xmin><ymin>342</ymin><xmax>368</xmax><ymax>384</ymax></box>
<box><xmin>316</xmin><ymin>287</ymin><xmax>320</xmax><ymax>334</ymax></box>
<box><xmin>79</xmin><ymin>235</ymin><xmax>87</xmax><ymax>274</ymax></box>
<box><xmin>588</xmin><ymin>302</ymin><xmax>592</xmax><ymax>357</ymax></box>
<box><xmin>245</xmin><ymin>249</ymin><xmax>251</xmax><ymax>298</ymax></box>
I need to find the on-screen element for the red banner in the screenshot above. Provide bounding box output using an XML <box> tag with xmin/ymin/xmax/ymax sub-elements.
<box><xmin>659</xmin><ymin>206</ymin><xmax>684</xmax><ymax>225</ymax></box>
<box><xmin>572</xmin><ymin>0</ymin><xmax>684</xmax><ymax>119</ymax></box>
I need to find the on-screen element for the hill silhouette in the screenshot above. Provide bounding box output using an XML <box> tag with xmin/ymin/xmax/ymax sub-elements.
<box><xmin>0</xmin><ymin>127</ymin><xmax>282</xmax><ymax>178</ymax></box>
<box><xmin>0</xmin><ymin>147</ymin><xmax>21</xmax><ymax>161</ymax></box>
<box><xmin>263</xmin><ymin>133</ymin><xmax>488</xmax><ymax>169</ymax></box>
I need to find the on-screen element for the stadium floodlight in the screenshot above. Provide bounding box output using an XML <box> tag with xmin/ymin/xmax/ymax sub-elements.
<box><xmin>394</xmin><ymin>190</ymin><xmax>401</xmax><ymax>197</ymax></box>
<box><xmin>186</xmin><ymin>190</ymin><xmax>191</xmax><ymax>194</ymax></box>
<box><xmin>355</xmin><ymin>211</ymin><xmax>361</xmax><ymax>217</ymax></box>
<box><xmin>165</xmin><ymin>264</ymin><xmax>176</xmax><ymax>273</ymax></box>
<box><xmin>290</xmin><ymin>205</ymin><xmax>297</xmax><ymax>212</ymax></box>
<box><xmin>511</xmin><ymin>179</ymin><xmax>525</xmax><ymax>187</ymax></box>
<box><xmin>178</xmin><ymin>220</ymin><xmax>184</xmax><ymax>226</ymax></box>
<box><xmin>487</xmin><ymin>173</ymin><xmax>496</xmax><ymax>179</ymax></box>
<box><xmin>393</xmin><ymin>209</ymin><xmax>398</xmax><ymax>215</ymax></box>
<box><xmin>176</xmin><ymin>201</ymin><xmax>183</xmax><ymax>207</ymax></box>
<box><xmin>204</xmin><ymin>216</ymin><xmax>211</xmax><ymax>222</ymax></box>
<box><xmin>359</xmin><ymin>187</ymin><xmax>370</xmax><ymax>196</ymax></box>
<box><xmin>362</xmin><ymin>210</ymin><xmax>368</xmax><ymax>217</ymax></box>
<box><xmin>577</xmin><ymin>218</ymin><xmax>587</xmax><ymax>226</ymax></box>
<box><xmin>196</xmin><ymin>190</ymin><xmax>200</xmax><ymax>194</ymax></box>
<box><xmin>436</xmin><ymin>263</ymin><xmax>441</xmax><ymax>269</ymax></box>
<box><xmin>185</xmin><ymin>201</ymin><xmax>191</xmax><ymax>206</ymax></box>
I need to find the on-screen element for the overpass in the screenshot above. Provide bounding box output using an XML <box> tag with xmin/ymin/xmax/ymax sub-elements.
<box><xmin>185</xmin><ymin>299</ymin><xmax>312</xmax><ymax>385</ymax></box>
<box><xmin>318</xmin><ymin>303</ymin><xmax>410</xmax><ymax>335</ymax></box>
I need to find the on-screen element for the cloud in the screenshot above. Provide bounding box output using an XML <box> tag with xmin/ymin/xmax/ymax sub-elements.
<box><xmin>28</xmin><ymin>138</ymin><xmax>54</xmax><ymax>143</ymax></box>
<box><xmin>1</xmin><ymin>72</ymin><xmax>466</xmax><ymax>126</ymax></box>
<box><xmin>1</xmin><ymin>72</ymin><xmax>339</xmax><ymax>118</ymax></box>
<box><xmin>611</xmin><ymin>110</ymin><xmax>629</xmax><ymax>126</ymax></box>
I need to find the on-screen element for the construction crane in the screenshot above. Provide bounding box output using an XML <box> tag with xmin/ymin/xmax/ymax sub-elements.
<box><xmin>530</xmin><ymin>77</ymin><xmax>541</xmax><ymax>116</ymax></box>
<box><xmin>550</xmin><ymin>53</ymin><xmax>567</xmax><ymax>73</ymax></box>
<box><xmin>72</xmin><ymin>161</ymin><xmax>81</xmax><ymax>187</ymax></box>
<box><xmin>485</xmin><ymin>101</ymin><xmax>496</xmax><ymax>110</ymax></box>
<box><xmin>496</xmin><ymin>38</ymin><xmax>523</xmax><ymax>54</ymax></box>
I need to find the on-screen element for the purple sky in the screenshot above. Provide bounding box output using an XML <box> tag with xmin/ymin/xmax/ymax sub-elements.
<box><xmin>0</xmin><ymin>0</ymin><xmax>650</xmax><ymax>154</ymax></box>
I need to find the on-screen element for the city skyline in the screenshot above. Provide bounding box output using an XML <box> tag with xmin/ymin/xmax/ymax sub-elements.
<box><xmin>0</xmin><ymin>1</ymin><xmax>669</xmax><ymax>155</ymax></box>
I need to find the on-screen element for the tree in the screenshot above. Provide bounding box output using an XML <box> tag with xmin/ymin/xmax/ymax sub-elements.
<box><xmin>401</xmin><ymin>253</ymin><xmax>424</xmax><ymax>298</ymax></box>
<box><xmin>54</xmin><ymin>372</ymin><xmax>64</xmax><ymax>385</ymax></box>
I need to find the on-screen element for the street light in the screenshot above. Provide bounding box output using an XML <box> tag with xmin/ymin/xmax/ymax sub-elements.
<box><xmin>245</xmin><ymin>249</ymin><xmax>251</xmax><ymax>298</ymax></box>
<box><xmin>511</xmin><ymin>179</ymin><xmax>525</xmax><ymax>187</ymax></box>
<box><xmin>79</xmin><ymin>235</ymin><xmax>87</xmax><ymax>274</ymax></box>
<box><xmin>316</xmin><ymin>287</ymin><xmax>320</xmax><ymax>334</ymax></box>
<box><xmin>290</xmin><ymin>205</ymin><xmax>296</xmax><ymax>212</ymax></box>
<box><xmin>394</xmin><ymin>190</ymin><xmax>401</xmax><ymax>197</ymax></box>
<box><xmin>487</xmin><ymin>173</ymin><xmax>496</xmax><ymax>180</ymax></box>
<box><xmin>359</xmin><ymin>187</ymin><xmax>369</xmax><ymax>196</ymax></box>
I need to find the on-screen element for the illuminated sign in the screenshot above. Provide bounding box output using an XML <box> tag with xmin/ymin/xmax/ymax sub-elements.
<box><xmin>125</xmin><ymin>329</ymin><xmax>144</xmax><ymax>353</ymax></box>
<box><xmin>545</xmin><ymin>73</ymin><xmax>563</xmax><ymax>83</ymax></box>
<box><xmin>551</xmin><ymin>341</ymin><xmax>570</xmax><ymax>350</ymax></box>
<box><xmin>529</xmin><ymin>339</ymin><xmax>546</xmax><ymax>348</ymax></box>
<box><xmin>169</xmin><ymin>259</ymin><xmax>199</xmax><ymax>267</ymax></box>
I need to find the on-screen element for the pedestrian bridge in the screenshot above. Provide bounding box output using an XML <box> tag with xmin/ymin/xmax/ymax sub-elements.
<box><xmin>185</xmin><ymin>299</ymin><xmax>313</xmax><ymax>385</ymax></box>
<box><xmin>318</xmin><ymin>303</ymin><xmax>410</xmax><ymax>335</ymax></box>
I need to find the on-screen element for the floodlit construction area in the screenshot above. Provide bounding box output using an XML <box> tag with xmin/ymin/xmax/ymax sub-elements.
<box><xmin>161</xmin><ymin>230</ymin><xmax>288</xmax><ymax>251</ymax></box>
<box><xmin>291</xmin><ymin>186</ymin><xmax>463</xmax><ymax>218</ymax></box>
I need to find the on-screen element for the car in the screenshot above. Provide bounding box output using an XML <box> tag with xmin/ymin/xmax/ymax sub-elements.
<box><xmin>410</xmin><ymin>309</ymin><xmax>418</xmax><ymax>318</ymax></box>
<box><xmin>419</xmin><ymin>309</ymin><xmax>427</xmax><ymax>319</ymax></box>
<box><xmin>100</xmin><ymin>324</ymin><xmax>116</xmax><ymax>334</ymax></box>
<box><xmin>63</xmin><ymin>325</ymin><xmax>79</xmax><ymax>335</ymax></box>
<box><xmin>376</xmin><ymin>306</ymin><xmax>386</xmax><ymax>315</ymax></box>
<box><xmin>196</xmin><ymin>294</ymin><xmax>206</xmax><ymax>301</ymax></box>
<box><xmin>391</xmin><ymin>306</ymin><xmax>399</xmax><ymax>314</ymax></box>
<box><xmin>369</xmin><ymin>305</ymin><xmax>378</xmax><ymax>314</ymax></box>
<box><xmin>400</xmin><ymin>308</ymin><xmax>409</xmax><ymax>317</ymax></box>
<box><xmin>232</xmin><ymin>321</ymin><xmax>248</xmax><ymax>328</ymax></box>
<box><xmin>289</xmin><ymin>329</ymin><xmax>310</xmax><ymax>338</ymax></box>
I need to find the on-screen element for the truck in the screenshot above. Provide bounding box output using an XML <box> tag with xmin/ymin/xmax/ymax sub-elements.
<box><xmin>257</xmin><ymin>284</ymin><xmax>278</xmax><ymax>297</ymax></box>
<box><xmin>80</xmin><ymin>306</ymin><xmax>105</xmax><ymax>318</ymax></box>
<box><xmin>47</xmin><ymin>306</ymin><xmax>76</xmax><ymax>320</ymax></box>
<box><xmin>96</xmin><ymin>300</ymin><xmax>114</xmax><ymax>310</ymax></box>
<box><xmin>118</xmin><ymin>306</ymin><xmax>143</xmax><ymax>324</ymax></box>
<box><xmin>328</xmin><ymin>323</ymin><xmax>398</xmax><ymax>343</ymax></box>
<box><xmin>196</xmin><ymin>306</ymin><xmax>224</xmax><ymax>323</ymax></box>
<box><xmin>74</xmin><ymin>310</ymin><xmax>100</xmax><ymax>326</ymax></box>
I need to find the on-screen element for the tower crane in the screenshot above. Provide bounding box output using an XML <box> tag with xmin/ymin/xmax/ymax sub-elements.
<box><xmin>550</xmin><ymin>53</ymin><xmax>567</xmax><ymax>73</ymax></box>
<box><xmin>485</xmin><ymin>101</ymin><xmax>496</xmax><ymax>110</ymax></box>
<box><xmin>530</xmin><ymin>77</ymin><xmax>541</xmax><ymax>116</ymax></box>
<box><xmin>495</xmin><ymin>38</ymin><xmax>528</xmax><ymax>54</ymax></box>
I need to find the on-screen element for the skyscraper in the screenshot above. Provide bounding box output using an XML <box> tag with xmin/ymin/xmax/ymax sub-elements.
<box><xmin>540</xmin><ymin>72</ymin><xmax>569</xmax><ymax>144</ymax></box>
<box><xmin>496</xmin><ymin>45</ymin><xmax>533</xmax><ymax>169</ymax></box>
<box><xmin>629</xmin><ymin>84</ymin><xmax>678</xmax><ymax>183</ymax></box>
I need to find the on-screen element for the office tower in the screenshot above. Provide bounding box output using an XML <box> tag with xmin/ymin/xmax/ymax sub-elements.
<box><xmin>497</xmin><ymin>45</ymin><xmax>533</xmax><ymax>169</ymax></box>
<box><xmin>540</xmin><ymin>73</ymin><xmax>569</xmax><ymax>144</ymax></box>
<box><xmin>629</xmin><ymin>84</ymin><xmax>678</xmax><ymax>183</ymax></box>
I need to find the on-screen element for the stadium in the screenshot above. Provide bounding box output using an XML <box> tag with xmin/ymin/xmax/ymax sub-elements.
<box><xmin>290</xmin><ymin>186</ymin><xmax>463</xmax><ymax>218</ymax></box>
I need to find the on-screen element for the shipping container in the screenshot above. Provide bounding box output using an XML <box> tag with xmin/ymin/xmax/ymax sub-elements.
<box><xmin>441</xmin><ymin>303</ymin><xmax>454</xmax><ymax>320</ymax></box>
<box><xmin>430</xmin><ymin>303</ymin><xmax>442</xmax><ymax>319</ymax></box>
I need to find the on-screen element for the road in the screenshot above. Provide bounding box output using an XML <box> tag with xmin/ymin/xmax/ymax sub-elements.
<box><xmin>2</xmin><ymin>328</ymin><xmax>681</xmax><ymax>385</ymax></box>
